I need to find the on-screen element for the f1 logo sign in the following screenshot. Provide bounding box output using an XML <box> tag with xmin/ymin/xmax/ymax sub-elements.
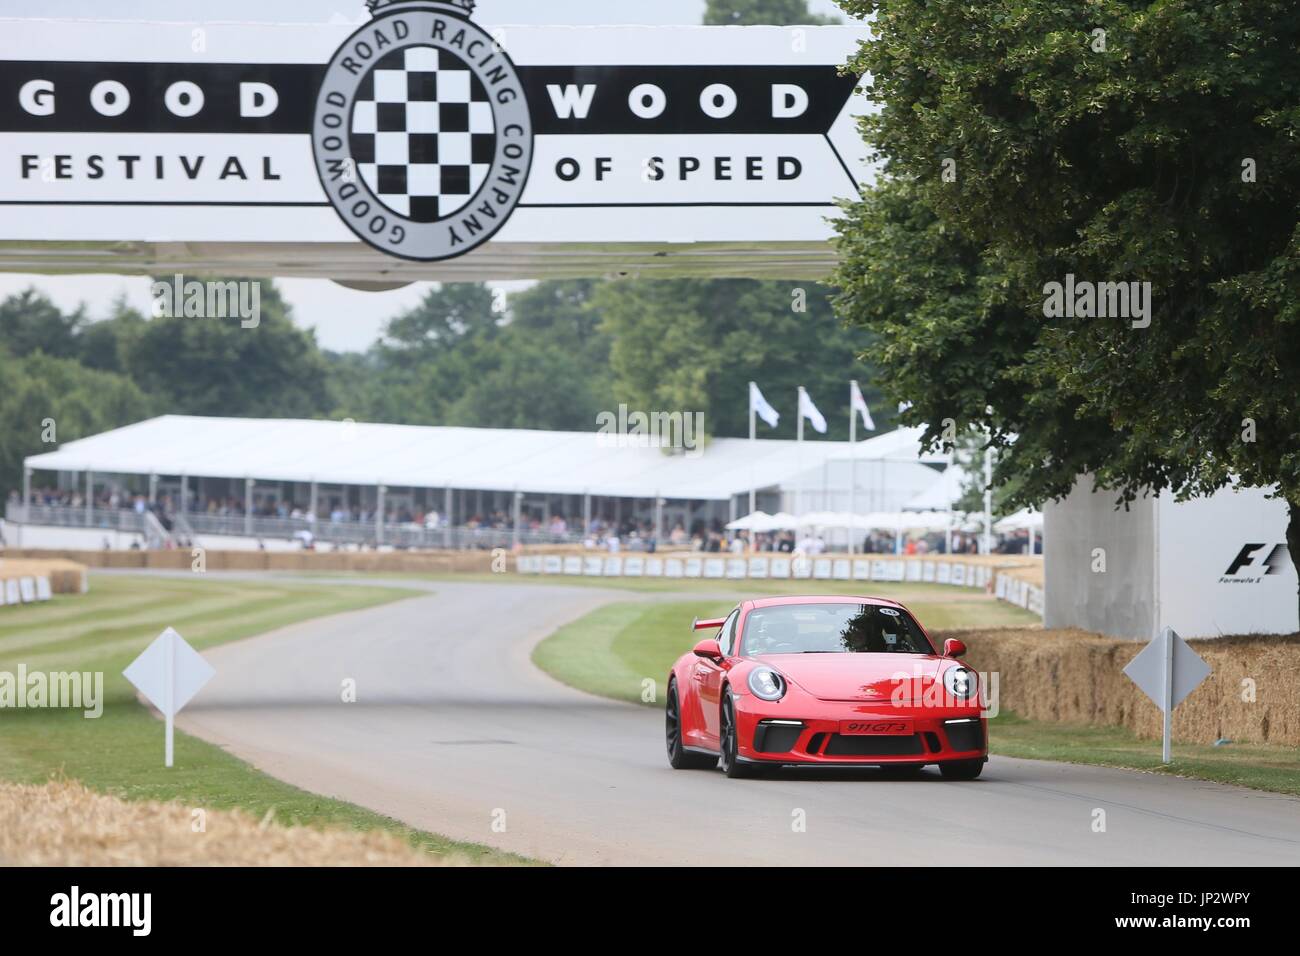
<box><xmin>1224</xmin><ymin>543</ymin><xmax>1290</xmax><ymax>576</ymax></box>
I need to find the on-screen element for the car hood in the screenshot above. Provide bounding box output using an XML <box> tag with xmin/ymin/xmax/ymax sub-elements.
<box><xmin>754</xmin><ymin>653</ymin><xmax>946</xmax><ymax>702</ymax></box>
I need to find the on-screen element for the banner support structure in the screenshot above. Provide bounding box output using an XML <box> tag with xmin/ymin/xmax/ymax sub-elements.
<box><xmin>748</xmin><ymin>382</ymin><xmax>757</xmax><ymax>519</ymax></box>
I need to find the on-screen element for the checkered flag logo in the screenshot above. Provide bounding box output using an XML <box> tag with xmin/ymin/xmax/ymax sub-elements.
<box><xmin>349</xmin><ymin>46</ymin><xmax>497</xmax><ymax>223</ymax></box>
<box><xmin>313</xmin><ymin>0</ymin><xmax>531</xmax><ymax>261</ymax></box>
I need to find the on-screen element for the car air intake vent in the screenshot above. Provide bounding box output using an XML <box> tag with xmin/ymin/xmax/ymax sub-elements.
<box><xmin>943</xmin><ymin>719</ymin><xmax>985</xmax><ymax>753</ymax></box>
<box><xmin>823</xmin><ymin>734</ymin><xmax>924</xmax><ymax>757</ymax></box>
<box><xmin>753</xmin><ymin>721</ymin><xmax>802</xmax><ymax>754</ymax></box>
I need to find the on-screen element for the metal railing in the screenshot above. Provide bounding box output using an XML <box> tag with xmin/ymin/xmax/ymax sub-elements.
<box><xmin>14</xmin><ymin>504</ymin><xmax>153</xmax><ymax>534</ymax></box>
<box><xmin>6</xmin><ymin>502</ymin><xmax>583</xmax><ymax>550</ymax></box>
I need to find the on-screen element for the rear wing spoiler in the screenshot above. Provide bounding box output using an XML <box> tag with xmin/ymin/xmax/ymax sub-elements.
<box><xmin>691</xmin><ymin>616</ymin><xmax>727</xmax><ymax>632</ymax></box>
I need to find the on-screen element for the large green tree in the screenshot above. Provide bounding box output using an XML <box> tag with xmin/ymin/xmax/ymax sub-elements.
<box><xmin>346</xmin><ymin>281</ymin><xmax>611</xmax><ymax>431</ymax></box>
<box><xmin>833</xmin><ymin>1</ymin><xmax>1300</xmax><ymax>608</ymax></box>
<box><xmin>0</xmin><ymin>289</ymin><xmax>85</xmax><ymax>360</ymax></box>
<box><xmin>77</xmin><ymin>294</ymin><xmax>147</xmax><ymax>376</ymax></box>
<box><xmin>127</xmin><ymin>279</ymin><xmax>335</xmax><ymax>418</ymax></box>
<box><xmin>596</xmin><ymin>279</ymin><xmax>886</xmax><ymax>442</ymax></box>
<box><xmin>0</xmin><ymin>349</ymin><xmax>153</xmax><ymax>497</ymax></box>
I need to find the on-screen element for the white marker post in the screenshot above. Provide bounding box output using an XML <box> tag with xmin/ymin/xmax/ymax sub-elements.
<box><xmin>123</xmin><ymin>627</ymin><xmax>216</xmax><ymax>768</ymax></box>
<box><xmin>1122</xmin><ymin>626</ymin><xmax>1211</xmax><ymax>764</ymax></box>
<box><xmin>165</xmin><ymin>629</ymin><xmax>174</xmax><ymax>766</ymax></box>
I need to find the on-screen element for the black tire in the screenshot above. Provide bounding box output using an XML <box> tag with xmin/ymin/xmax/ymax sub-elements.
<box><xmin>939</xmin><ymin>758</ymin><xmax>984</xmax><ymax>780</ymax></box>
<box><xmin>718</xmin><ymin>688</ymin><xmax>757</xmax><ymax>778</ymax></box>
<box><xmin>666</xmin><ymin>678</ymin><xmax>717</xmax><ymax>770</ymax></box>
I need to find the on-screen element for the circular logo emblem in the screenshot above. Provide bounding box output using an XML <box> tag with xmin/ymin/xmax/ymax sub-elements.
<box><xmin>312</xmin><ymin>3</ymin><xmax>533</xmax><ymax>261</ymax></box>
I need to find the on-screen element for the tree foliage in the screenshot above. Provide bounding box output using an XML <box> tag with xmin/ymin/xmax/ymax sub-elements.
<box><xmin>596</xmin><ymin>279</ymin><xmax>884</xmax><ymax>441</ymax></box>
<box><xmin>833</xmin><ymin>1</ymin><xmax>1300</xmax><ymax>520</ymax></box>
<box><xmin>0</xmin><ymin>349</ymin><xmax>153</xmax><ymax>496</ymax></box>
<box><xmin>127</xmin><ymin>280</ymin><xmax>335</xmax><ymax>419</ymax></box>
<box><xmin>0</xmin><ymin>269</ymin><xmax>884</xmax><ymax>497</ymax></box>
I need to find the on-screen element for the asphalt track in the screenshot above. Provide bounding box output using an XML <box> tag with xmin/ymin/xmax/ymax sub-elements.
<box><xmin>175</xmin><ymin>578</ymin><xmax>1300</xmax><ymax>866</ymax></box>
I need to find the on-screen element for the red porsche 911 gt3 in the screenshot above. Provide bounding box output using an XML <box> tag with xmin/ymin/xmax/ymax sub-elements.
<box><xmin>665</xmin><ymin>595</ymin><xmax>987</xmax><ymax>779</ymax></box>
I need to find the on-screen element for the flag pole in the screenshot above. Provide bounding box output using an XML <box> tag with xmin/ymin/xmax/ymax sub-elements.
<box><xmin>849</xmin><ymin>381</ymin><xmax>857</xmax><ymax>555</ymax></box>
<box><xmin>796</xmin><ymin>386</ymin><xmax>805</xmax><ymax>519</ymax></box>
<box><xmin>748</xmin><ymin>382</ymin><xmax>757</xmax><ymax>519</ymax></box>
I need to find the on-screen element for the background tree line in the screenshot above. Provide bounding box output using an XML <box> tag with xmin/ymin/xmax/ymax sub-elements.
<box><xmin>0</xmin><ymin>276</ymin><xmax>886</xmax><ymax>497</ymax></box>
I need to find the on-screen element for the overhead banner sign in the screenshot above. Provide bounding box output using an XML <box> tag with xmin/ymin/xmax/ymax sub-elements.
<box><xmin>0</xmin><ymin>1</ymin><xmax>873</xmax><ymax>279</ymax></box>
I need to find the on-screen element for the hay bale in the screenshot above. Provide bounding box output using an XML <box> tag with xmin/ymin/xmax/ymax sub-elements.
<box><xmin>0</xmin><ymin>557</ymin><xmax>90</xmax><ymax>595</ymax></box>
<box><xmin>945</xmin><ymin>626</ymin><xmax>1300</xmax><ymax>747</ymax></box>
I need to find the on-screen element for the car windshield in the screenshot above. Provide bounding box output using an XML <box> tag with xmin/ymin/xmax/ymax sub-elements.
<box><xmin>741</xmin><ymin>603</ymin><xmax>934</xmax><ymax>655</ymax></box>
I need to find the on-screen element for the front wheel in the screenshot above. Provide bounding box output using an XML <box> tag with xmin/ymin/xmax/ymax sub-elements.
<box><xmin>719</xmin><ymin>688</ymin><xmax>757</xmax><ymax>778</ymax></box>
<box><xmin>666</xmin><ymin>678</ymin><xmax>717</xmax><ymax>770</ymax></box>
<box><xmin>939</xmin><ymin>758</ymin><xmax>984</xmax><ymax>780</ymax></box>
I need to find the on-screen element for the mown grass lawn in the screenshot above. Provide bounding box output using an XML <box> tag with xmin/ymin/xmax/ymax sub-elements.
<box><xmin>332</xmin><ymin>568</ymin><xmax>1044</xmax><ymax>623</ymax></box>
<box><xmin>533</xmin><ymin>597</ymin><xmax>1300</xmax><ymax>796</ymax></box>
<box><xmin>0</xmin><ymin>573</ymin><xmax>536</xmax><ymax>865</ymax></box>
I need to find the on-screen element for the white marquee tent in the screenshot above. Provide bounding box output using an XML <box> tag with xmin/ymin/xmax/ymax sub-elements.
<box><xmin>22</xmin><ymin>415</ymin><xmax>949</xmax><ymax>507</ymax></box>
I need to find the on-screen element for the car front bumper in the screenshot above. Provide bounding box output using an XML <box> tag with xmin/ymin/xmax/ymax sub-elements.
<box><xmin>735</xmin><ymin>702</ymin><xmax>987</xmax><ymax>766</ymax></box>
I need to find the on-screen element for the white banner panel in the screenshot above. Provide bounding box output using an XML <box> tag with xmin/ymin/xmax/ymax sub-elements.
<box><xmin>1157</xmin><ymin>487</ymin><xmax>1299</xmax><ymax>637</ymax></box>
<box><xmin>0</xmin><ymin>12</ymin><xmax>873</xmax><ymax>281</ymax></box>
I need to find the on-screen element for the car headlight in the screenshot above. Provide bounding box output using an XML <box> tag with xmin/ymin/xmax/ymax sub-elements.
<box><xmin>748</xmin><ymin>667</ymin><xmax>786</xmax><ymax>701</ymax></box>
<box><xmin>943</xmin><ymin>666</ymin><xmax>976</xmax><ymax>700</ymax></box>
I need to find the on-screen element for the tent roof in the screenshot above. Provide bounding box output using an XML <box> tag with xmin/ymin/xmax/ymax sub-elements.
<box><xmin>904</xmin><ymin>465</ymin><xmax>969</xmax><ymax>511</ymax></box>
<box><xmin>24</xmin><ymin>416</ymin><xmax>947</xmax><ymax>502</ymax></box>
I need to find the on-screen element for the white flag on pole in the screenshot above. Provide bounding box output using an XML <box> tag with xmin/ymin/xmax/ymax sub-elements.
<box><xmin>749</xmin><ymin>382</ymin><xmax>780</xmax><ymax>428</ymax></box>
<box><xmin>850</xmin><ymin>381</ymin><xmax>875</xmax><ymax>431</ymax></box>
<box><xmin>798</xmin><ymin>388</ymin><xmax>828</xmax><ymax>434</ymax></box>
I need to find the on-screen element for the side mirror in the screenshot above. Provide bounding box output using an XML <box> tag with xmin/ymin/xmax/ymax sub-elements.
<box><xmin>943</xmin><ymin>638</ymin><xmax>967</xmax><ymax>658</ymax></box>
<box><xmin>692</xmin><ymin>638</ymin><xmax>723</xmax><ymax>661</ymax></box>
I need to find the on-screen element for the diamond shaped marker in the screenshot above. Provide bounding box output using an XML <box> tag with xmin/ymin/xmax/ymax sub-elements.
<box><xmin>1123</xmin><ymin>627</ymin><xmax>1211</xmax><ymax>713</ymax></box>
<box><xmin>123</xmin><ymin>627</ymin><xmax>215</xmax><ymax>767</ymax></box>
<box><xmin>1123</xmin><ymin>627</ymin><xmax>1211</xmax><ymax>763</ymax></box>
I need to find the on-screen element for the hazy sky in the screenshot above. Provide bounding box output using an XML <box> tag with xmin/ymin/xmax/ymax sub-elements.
<box><xmin>2</xmin><ymin>0</ymin><xmax>849</xmax><ymax>351</ymax></box>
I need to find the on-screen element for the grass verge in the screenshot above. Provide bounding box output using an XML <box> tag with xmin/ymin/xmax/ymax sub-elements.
<box><xmin>0</xmin><ymin>573</ymin><xmax>535</xmax><ymax>865</ymax></box>
<box><xmin>990</xmin><ymin>711</ymin><xmax>1300</xmax><ymax>796</ymax></box>
<box><xmin>532</xmin><ymin>598</ymin><xmax>1300</xmax><ymax>796</ymax></box>
<box><xmin>315</xmin><ymin>569</ymin><xmax>1043</xmax><ymax>613</ymax></box>
<box><xmin>533</xmin><ymin>589</ymin><xmax>1038</xmax><ymax>705</ymax></box>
